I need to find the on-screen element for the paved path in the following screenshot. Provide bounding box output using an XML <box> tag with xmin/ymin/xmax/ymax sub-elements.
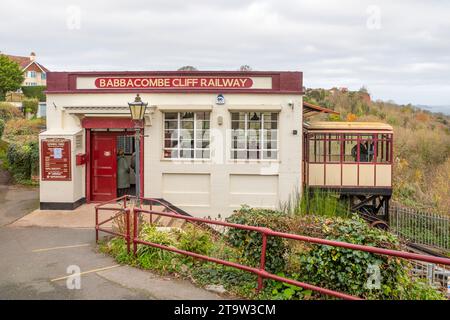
<box><xmin>0</xmin><ymin>160</ymin><xmax>39</xmax><ymax>226</ymax></box>
<box><xmin>0</xmin><ymin>185</ymin><xmax>39</xmax><ymax>226</ymax></box>
<box><xmin>12</xmin><ymin>203</ymin><xmax>102</xmax><ymax>228</ymax></box>
<box><xmin>0</xmin><ymin>226</ymin><xmax>222</xmax><ymax>299</ymax></box>
<box><xmin>0</xmin><ymin>166</ymin><xmax>222</xmax><ymax>300</ymax></box>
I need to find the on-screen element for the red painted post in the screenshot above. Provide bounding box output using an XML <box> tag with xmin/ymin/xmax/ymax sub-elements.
<box><xmin>95</xmin><ymin>207</ymin><xmax>99</xmax><ymax>243</ymax></box>
<box><xmin>257</xmin><ymin>232</ymin><xmax>268</xmax><ymax>292</ymax></box>
<box><xmin>126</xmin><ymin>208</ymin><xmax>130</xmax><ymax>254</ymax></box>
<box><xmin>149</xmin><ymin>201</ymin><xmax>153</xmax><ymax>224</ymax></box>
<box><xmin>133</xmin><ymin>208</ymin><xmax>138</xmax><ymax>256</ymax></box>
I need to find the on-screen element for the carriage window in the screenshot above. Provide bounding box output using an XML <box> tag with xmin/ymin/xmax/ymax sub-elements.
<box><xmin>326</xmin><ymin>134</ymin><xmax>341</xmax><ymax>163</ymax></box>
<box><xmin>163</xmin><ymin>112</ymin><xmax>210</xmax><ymax>159</ymax></box>
<box><xmin>376</xmin><ymin>134</ymin><xmax>392</xmax><ymax>163</ymax></box>
<box><xmin>231</xmin><ymin>112</ymin><xmax>278</xmax><ymax>160</ymax></box>
<box><xmin>308</xmin><ymin>134</ymin><xmax>325</xmax><ymax>162</ymax></box>
<box><xmin>359</xmin><ymin>135</ymin><xmax>375</xmax><ymax>163</ymax></box>
<box><xmin>343</xmin><ymin>135</ymin><xmax>358</xmax><ymax>162</ymax></box>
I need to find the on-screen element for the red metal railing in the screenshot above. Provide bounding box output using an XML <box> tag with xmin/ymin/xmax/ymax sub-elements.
<box><xmin>95</xmin><ymin>195</ymin><xmax>131</xmax><ymax>252</ymax></box>
<box><xmin>95</xmin><ymin>195</ymin><xmax>182</xmax><ymax>252</ymax></box>
<box><xmin>95</xmin><ymin>196</ymin><xmax>450</xmax><ymax>300</ymax></box>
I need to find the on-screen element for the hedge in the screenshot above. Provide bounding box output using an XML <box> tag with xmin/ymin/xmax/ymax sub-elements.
<box><xmin>21</xmin><ymin>86</ymin><xmax>46</xmax><ymax>102</ymax></box>
<box><xmin>6</xmin><ymin>140</ymin><xmax>39</xmax><ymax>183</ymax></box>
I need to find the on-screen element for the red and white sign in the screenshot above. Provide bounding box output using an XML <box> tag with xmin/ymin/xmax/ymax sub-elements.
<box><xmin>94</xmin><ymin>77</ymin><xmax>254</xmax><ymax>89</ymax></box>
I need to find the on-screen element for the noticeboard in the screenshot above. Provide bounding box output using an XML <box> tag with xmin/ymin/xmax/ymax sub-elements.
<box><xmin>41</xmin><ymin>138</ymin><xmax>72</xmax><ymax>181</ymax></box>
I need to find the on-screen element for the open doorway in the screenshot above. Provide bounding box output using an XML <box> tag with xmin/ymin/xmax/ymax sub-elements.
<box><xmin>116</xmin><ymin>134</ymin><xmax>136</xmax><ymax>197</ymax></box>
<box><xmin>89</xmin><ymin>130</ymin><xmax>138</xmax><ymax>202</ymax></box>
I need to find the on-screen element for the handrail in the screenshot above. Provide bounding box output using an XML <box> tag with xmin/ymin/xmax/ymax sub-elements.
<box><xmin>95</xmin><ymin>194</ymin><xmax>190</xmax><ymax>218</ymax></box>
<box><xmin>94</xmin><ymin>195</ymin><xmax>450</xmax><ymax>300</ymax></box>
<box><xmin>95</xmin><ymin>195</ymin><xmax>187</xmax><ymax>254</ymax></box>
<box><xmin>94</xmin><ymin>195</ymin><xmax>128</xmax><ymax>209</ymax></box>
<box><xmin>132</xmin><ymin>207</ymin><xmax>450</xmax><ymax>300</ymax></box>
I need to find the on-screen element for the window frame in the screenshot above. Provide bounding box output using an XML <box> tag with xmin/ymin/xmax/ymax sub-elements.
<box><xmin>230</xmin><ymin>111</ymin><xmax>279</xmax><ymax>161</ymax></box>
<box><xmin>163</xmin><ymin>111</ymin><xmax>211</xmax><ymax>160</ymax></box>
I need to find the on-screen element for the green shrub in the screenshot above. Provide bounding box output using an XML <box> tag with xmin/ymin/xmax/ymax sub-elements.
<box><xmin>295</xmin><ymin>215</ymin><xmax>446</xmax><ymax>299</ymax></box>
<box><xmin>136</xmin><ymin>224</ymin><xmax>177</xmax><ymax>272</ymax></box>
<box><xmin>3</xmin><ymin>118</ymin><xmax>44</xmax><ymax>139</ymax></box>
<box><xmin>328</xmin><ymin>114</ymin><xmax>341</xmax><ymax>121</ymax></box>
<box><xmin>226</xmin><ymin>206</ymin><xmax>290</xmax><ymax>273</ymax></box>
<box><xmin>104</xmin><ymin>237</ymin><xmax>134</xmax><ymax>264</ymax></box>
<box><xmin>6</xmin><ymin>140</ymin><xmax>39</xmax><ymax>183</ymax></box>
<box><xmin>0</xmin><ymin>102</ymin><xmax>22</xmax><ymax>121</ymax></box>
<box><xmin>21</xmin><ymin>86</ymin><xmax>46</xmax><ymax>102</ymax></box>
<box><xmin>22</xmin><ymin>98</ymin><xmax>39</xmax><ymax>115</ymax></box>
<box><xmin>266</xmin><ymin>276</ymin><xmax>313</xmax><ymax>300</ymax></box>
<box><xmin>0</xmin><ymin>119</ymin><xmax>4</xmax><ymax>137</ymax></box>
<box><xmin>178</xmin><ymin>224</ymin><xmax>213</xmax><ymax>255</ymax></box>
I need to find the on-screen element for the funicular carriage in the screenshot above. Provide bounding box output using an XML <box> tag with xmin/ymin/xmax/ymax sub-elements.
<box><xmin>302</xmin><ymin>103</ymin><xmax>394</xmax><ymax>226</ymax></box>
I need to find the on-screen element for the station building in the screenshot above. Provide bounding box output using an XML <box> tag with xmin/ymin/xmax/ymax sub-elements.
<box><xmin>40</xmin><ymin>71</ymin><xmax>304</xmax><ymax>218</ymax></box>
<box><xmin>40</xmin><ymin>71</ymin><xmax>392</xmax><ymax>219</ymax></box>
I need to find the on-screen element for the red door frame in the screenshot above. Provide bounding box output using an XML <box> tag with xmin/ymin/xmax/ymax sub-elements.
<box><xmin>83</xmin><ymin>118</ymin><xmax>144</xmax><ymax>203</ymax></box>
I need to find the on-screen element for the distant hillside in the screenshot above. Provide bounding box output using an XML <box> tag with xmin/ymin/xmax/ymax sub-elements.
<box><xmin>415</xmin><ymin>105</ymin><xmax>450</xmax><ymax>116</ymax></box>
<box><xmin>305</xmin><ymin>87</ymin><xmax>450</xmax><ymax>215</ymax></box>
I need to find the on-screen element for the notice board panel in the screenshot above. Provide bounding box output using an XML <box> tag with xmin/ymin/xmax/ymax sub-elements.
<box><xmin>41</xmin><ymin>138</ymin><xmax>72</xmax><ymax>181</ymax></box>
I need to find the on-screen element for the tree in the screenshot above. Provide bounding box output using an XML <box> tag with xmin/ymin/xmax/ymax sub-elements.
<box><xmin>0</xmin><ymin>55</ymin><xmax>24</xmax><ymax>101</ymax></box>
<box><xmin>177</xmin><ymin>65</ymin><xmax>198</xmax><ymax>71</ymax></box>
<box><xmin>358</xmin><ymin>86</ymin><xmax>369</xmax><ymax>94</ymax></box>
<box><xmin>239</xmin><ymin>65</ymin><xmax>252</xmax><ymax>71</ymax></box>
<box><xmin>22</xmin><ymin>98</ymin><xmax>39</xmax><ymax>117</ymax></box>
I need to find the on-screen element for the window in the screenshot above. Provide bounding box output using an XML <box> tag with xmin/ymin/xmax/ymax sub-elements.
<box><xmin>117</xmin><ymin>136</ymin><xmax>135</xmax><ymax>155</ymax></box>
<box><xmin>376</xmin><ymin>134</ymin><xmax>392</xmax><ymax>163</ymax></box>
<box><xmin>326</xmin><ymin>134</ymin><xmax>341</xmax><ymax>163</ymax></box>
<box><xmin>164</xmin><ymin>112</ymin><xmax>210</xmax><ymax>159</ymax></box>
<box><xmin>359</xmin><ymin>135</ymin><xmax>376</xmax><ymax>162</ymax></box>
<box><xmin>308</xmin><ymin>134</ymin><xmax>325</xmax><ymax>162</ymax></box>
<box><xmin>41</xmin><ymin>73</ymin><xmax>46</xmax><ymax>80</ymax></box>
<box><xmin>28</xmin><ymin>71</ymin><xmax>36</xmax><ymax>78</ymax></box>
<box><xmin>231</xmin><ymin>112</ymin><xmax>278</xmax><ymax>160</ymax></box>
<box><xmin>343</xmin><ymin>134</ymin><xmax>358</xmax><ymax>162</ymax></box>
<box><xmin>307</xmin><ymin>133</ymin><xmax>393</xmax><ymax>164</ymax></box>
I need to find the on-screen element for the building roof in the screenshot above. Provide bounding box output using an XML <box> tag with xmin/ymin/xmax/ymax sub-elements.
<box><xmin>2</xmin><ymin>53</ymin><xmax>49</xmax><ymax>73</ymax></box>
<box><xmin>303</xmin><ymin>101</ymin><xmax>339</xmax><ymax>118</ymax></box>
<box><xmin>304</xmin><ymin>121</ymin><xmax>393</xmax><ymax>132</ymax></box>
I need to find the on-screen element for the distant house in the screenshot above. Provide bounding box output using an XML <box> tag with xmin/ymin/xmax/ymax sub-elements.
<box><xmin>2</xmin><ymin>52</ymin><xmax>49</xmax><ymax>86</ymax></box>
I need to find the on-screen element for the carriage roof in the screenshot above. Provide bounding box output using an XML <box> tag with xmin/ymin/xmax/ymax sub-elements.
<box><xmin>304</xmin><ymin>121</ymin><xmax>393</xmax><ymax>133</ymax></box>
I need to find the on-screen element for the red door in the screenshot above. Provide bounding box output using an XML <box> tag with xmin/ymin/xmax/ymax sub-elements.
<box><xmin>91</xmin><ymin>133</ymin><xmax>117</xmax><ymax>201</ymax></box>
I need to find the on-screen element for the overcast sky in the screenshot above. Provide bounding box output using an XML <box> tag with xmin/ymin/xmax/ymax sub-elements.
<box><xmin>1</xmin><ymin>0</ymin><xmax>449</xmax><ymax>110</ymax></box>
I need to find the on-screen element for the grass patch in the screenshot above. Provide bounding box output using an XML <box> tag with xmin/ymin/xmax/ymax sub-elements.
<box><xmin>280</xmin><ymin>188</ymin><xmax>350</xmax><ymax>218</ymax></box>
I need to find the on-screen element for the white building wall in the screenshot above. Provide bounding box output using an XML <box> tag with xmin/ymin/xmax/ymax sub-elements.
<box><xmin>43</xmin><ymin>92</ymin><xmax>302</xmax><ymax>218</ymax></box>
